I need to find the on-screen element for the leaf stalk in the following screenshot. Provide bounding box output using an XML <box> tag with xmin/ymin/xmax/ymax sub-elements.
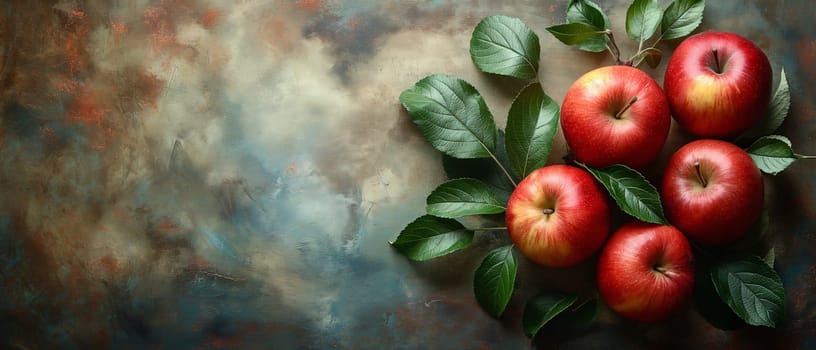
<box><xmin>488</xmin><ymin>151</ymin><xmax>518</xmax><ymax>187</ymax></box>
<box><xmin>604</xmin><ymin>30</ymin><xmax>624</xmax><ymax>65</ymax></box>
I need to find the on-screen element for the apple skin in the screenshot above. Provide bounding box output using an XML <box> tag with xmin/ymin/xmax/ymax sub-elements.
<box><xmin>664</xmin><ymin>31</ymin><xmax>772</xmax><ymax>138</ymax></box>
<box><xmin>661</xmin><ymin>139</ymin><xmax>764</xmax><ymax>245</ymax></box>
<box><xmin>506</xmin><ymin>165</ymin><xmax>609</xmax><ymax>267</ymax></box>
<box><xmin>597</xmin><ymin>222</ymin><xmax>695</xmax><ymax>322</ymax></box>
<box><xmin>561</xmin><ymin>65</ymin><xmax>671</xmax><ymax>169</ymax></box>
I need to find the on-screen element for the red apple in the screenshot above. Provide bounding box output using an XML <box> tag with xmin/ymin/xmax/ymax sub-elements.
<box><xmin>664</xmin><ymin>31</ymin><xmax>772</xmax><ymax>138</ymax></box>
<box><xmin>597</xmin><ymin>222</ymin><xmax>695</xmax><ymax>322</ymax></box>
<box><xmin>505</xmin><ymin>165</ymin><xmax>609</xmax><ymax>267</ymax></box>
<box><xmin>561</xmin><ymin>65</ymin><xmax>671</xmax><ymax>169</ymax></box>
<box><xmin>661</xmin><ymin>139</ymin><xmax>764</xmax><ymax>245</ymax></box>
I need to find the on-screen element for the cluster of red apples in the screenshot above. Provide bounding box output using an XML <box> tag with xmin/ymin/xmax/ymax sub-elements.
<box><xmin>507</xmin><ymin>31</ymin><xmax>771</xmax><ymax>322</ymax></box>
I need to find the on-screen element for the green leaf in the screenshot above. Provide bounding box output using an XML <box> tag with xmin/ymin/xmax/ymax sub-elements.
<box><xmin>762</xmin><ymin>69</ymin><xmax>791</xmax><ymax>135</ymax></box>
<box><xmin>552</xmin><ymin>299</ymin><xmax>599</xmax><ymax>331</ymax></box>
<box><xmin>443</xmin><ymin>130</ymin><xmax>516</xmax><ymax>204</ymax></box>
<box><xmin>566</xmin><ymin>0</ymin><xmax>611</xmax><ymax>52</ymax></box>
<box><xmin>391</xmin><ymin>215</ymin><xmax>474</xmax><ymax>261</ymax></box>
<box><xmin>474</xmin><ymin>245</ymin><xmax>517</xmax><ymax>318</ymax></box>
<box><xmin>546</xmin><ymin>22</ymin><xmax>606</xmax><ymax>47</ymax></box>
<box><xmin>399</xmin><ymin>75</ymin><xmax>497</xmax><ymax>159</ymax></box>
<box><xmin>470</xmin><ymin>15</ymin><xmax>540</xmax><ymax>79</ymax></box>
<box><xmin>660</xmin><ymin>0</ymin><xmax>705</xmax><ymax>40</ymax></box>
<box><xmin>746</xmin><ymin>135</ymin><xmax>798</xmax><ymax>175</ymax></box>
<box><xmin>693</xmin><ymin>257</ymin><xmax>747</xmax><ymax>330</ymax></box>
<box><xmin>581</xmin><ymin>164</ymin><xmax>667</xmax><ymax>224</ymax></box>
<box><xmin>426</xmin><ymin>178</ymin><xmax>505</xmax><ymax>218</ymax></box>
<box><xmin>741</xmin><ymin>69</ymin><xmax>790</xmax><ymax>140</ymax></box>
<box><xmin>505</xmin><ymin>83</ymin><xmax>560</xmax><ymax>179</ymax></box>
<box><xmin>523</xmin><ymin>293</ymin><xmax>577</xmax><ymax>338</ymax></box>
<box><xmin>567</xmin><ymin>0</ymin><xmax>610</xmax><ymax>29</ymax></box>
<box><xmin>626</xmin><ymin>0</ymin><xmax>663</xmax><ymax>43</ymax></box>
<box><xmin>711</xmin><ymin>255</ymin><xmax>786</xmax><ymax>327</ymax></box>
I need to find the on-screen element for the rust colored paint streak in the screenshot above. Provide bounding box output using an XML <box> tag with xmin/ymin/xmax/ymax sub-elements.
<box><xmin>347</xmin><ymin>17</ymin><xmax>358</xmax><ymax>31</ymax></box>
<box><xmin>68</xmin><ymin>86</ymin><xmax>109</xmax><ymax>125</ymax></box>
<box><xmin>155</xmin><ymin>218</ymin><xmax>187</xmax><ymax>235</ymax></box>
<box><xmin>207</xmin><ymin>336</ymin><xmax>244</xmax><ymax>348</ymax></box>
<box><xmin>63</xmin><ymin>19</ymin><xmax>91</xmax><ymax>77</ymax></box>
<box><xmin>259</xmin><ymin>14</ymin><xmax>296</xmax><ymax>51</ymax></box>
<box><xmin>143</xmin><ymin>0</ymin><xmax>195</xmax><ymax>53</ymax></box>
<box><xmin>144</xmin><ymin>6</ymin><xmax>179</xmax><ymax>51</ymax></box>
<box><xmin>110</xmin><ymin>21</ymin><xmax>128</xmax><ymax>34</ymax></box>
<box><xmin>98</xmin><ymin>255</ymin><xmax>120</xmax><ymax>274</ymax></box>
<box><xmin>140</xmin><ymin>0</ymin><xmax>209</xmax><ymax>70</ymax></box>
<box><xmin>199</xmin><ymin>9</ymin><xmax>222</xmax><ymax>29</ymax></box>
<box><xmin>66</xmin><ymin>84</ymin><xmax>120</xmax><ymax>150</ymax></box>
<box><xmin>57</xmin><ymin>78</ymin><xmax>82</xmax><ymax>93</ymax></box>
<box><xmin>136</xmin><ymin>71</ymin><xmax>166</xmax><ymax>109</ymax></box>
<box><xmin>55</xmin><ymin>8</ymin><xmax>94</xmax><ymax>109</ymax></box>
<box><xmin>296</xmin><ymin>0</ymin><xmax>325</xmax><ymax>12</ymax></box>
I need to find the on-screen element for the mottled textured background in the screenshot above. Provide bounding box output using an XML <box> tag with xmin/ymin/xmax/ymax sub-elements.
<box><xmin>0</xmin><ymin>0</ymin><xmax>814</xmax><ymax>349</ymax></box>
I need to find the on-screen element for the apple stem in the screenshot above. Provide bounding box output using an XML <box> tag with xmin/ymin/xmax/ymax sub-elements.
<box><xmin>614</xmin><ymin>96</ymin><xmax>638</xmax><ymax>120</ymax></box>
<box><xmin>712</xmin><ymin>48</ymin><xmax>722</xmax><ymax>73</ymax></box>
<box><xmin>542</xmin><ymin>208</ymin><xmax>554</xmax><ymax>215</ymax></box>
<box><xmin>694</xmin><ymin>161</ymin><xmax>708</xmax><ymax>188</ymax></box>
<box><xmin>604</xmin><ymin>30</ymin><xmax>624</xmax><ymax>65</ymax></box>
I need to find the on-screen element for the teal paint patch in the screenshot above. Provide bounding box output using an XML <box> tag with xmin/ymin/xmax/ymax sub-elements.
<box><xmin>0</xmin><ymin>215</ymin><xmax>22</xmax><ymax>273</ymax></box>
<box><xmin>201</xmin><ymin>228</ymin><xmax>241</xmax><ymax>261</ymax></box>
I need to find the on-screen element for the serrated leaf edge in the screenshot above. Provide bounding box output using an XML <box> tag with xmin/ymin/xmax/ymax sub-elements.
<box><xmin>470</xmin><ymin>15</ymin><xmax>540</xmax><ymax>79</ymax></box>
<box><xmin>523</xmin><ymin>294</ymin><xmax>578</xmax><ymax>338</ymax></box>
<box><xmin>711</xmin><ymin>256</ymin><xmax>786</xmax><ymax>327</ymax></box>
<box><xmin>581</xmin><ymin>163</ymin><xmax>667</xmax><ymax>224</ymax></box>
<box><xmin>474</xmin><ymin>245</ymin><xmax>518</xmax><ymax>317</ymax></box>
<box><xmin>505</xmin><ymin>82</ymin><xmax>560</xmax><ymax>178</ymax></box>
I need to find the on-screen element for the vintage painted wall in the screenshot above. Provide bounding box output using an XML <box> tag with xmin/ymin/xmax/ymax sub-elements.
<box><xmin>0</xmin><ymin>0</ymin><xmax>814</xmax><ymax>348</ymax></box>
